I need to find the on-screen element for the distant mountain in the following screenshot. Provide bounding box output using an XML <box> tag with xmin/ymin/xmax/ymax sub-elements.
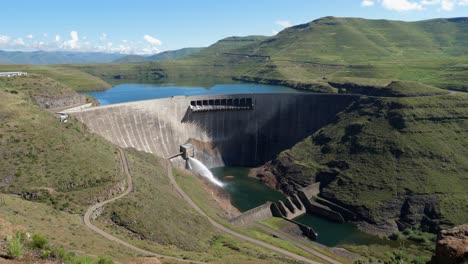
<box><xmin>192</xmin><ymin>36</ymin><xmax>269</xmax><ymax>57</ymax></box>
<box><xmin>115</xmin><ymin>47</ymin><xmax>205</xmax><ymax>63</ymax></box>
<box><xmin>0</xmin><ymin>50</ymin><xmax>127</xmax><ymax>65</ymax></box>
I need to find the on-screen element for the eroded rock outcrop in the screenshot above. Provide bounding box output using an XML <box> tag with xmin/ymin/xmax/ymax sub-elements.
<box><xmin>431</xmin><ymin>224</ymin><xmax>468</xmax><ymax>264</ymax></box>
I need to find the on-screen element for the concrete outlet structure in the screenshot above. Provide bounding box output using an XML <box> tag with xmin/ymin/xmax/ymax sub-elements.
<box><xmin>180</xmin><ymin>143</ymin><xmax>195</xmax><ymax>160</ymax></box>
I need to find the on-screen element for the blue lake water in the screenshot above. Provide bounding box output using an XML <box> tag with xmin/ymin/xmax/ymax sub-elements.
<box><xmin>85</xmin><ymin>83</ymin><xmax>300</xmax><ymax>105</ymax></box>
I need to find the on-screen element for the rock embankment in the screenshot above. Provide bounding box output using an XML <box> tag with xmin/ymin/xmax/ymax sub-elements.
<box><xmin>431</xmin><ymin>224</ymin><xmax>468</xmax><ymax>264</ymax></box>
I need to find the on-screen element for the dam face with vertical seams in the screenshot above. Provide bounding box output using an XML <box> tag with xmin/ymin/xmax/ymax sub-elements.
<box><xmin>70</xmin><ymin>93</ymin><xmax>360</xmax><ymax>168</ymax></box>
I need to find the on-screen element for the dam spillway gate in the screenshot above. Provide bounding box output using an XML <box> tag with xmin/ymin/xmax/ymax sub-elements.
<box><xmin>190</xmin><ymin>97</ymin><xmax>253</xmax><ymax>112</ymax></box>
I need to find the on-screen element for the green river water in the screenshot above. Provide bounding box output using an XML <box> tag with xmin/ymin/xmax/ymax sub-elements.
<box><xmin>211</xmin><ymin>166</ymin><xmax>393</xmax><ymax>247</ymax></box>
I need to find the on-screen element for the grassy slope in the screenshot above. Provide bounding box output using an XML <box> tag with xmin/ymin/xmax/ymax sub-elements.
<box><xmin>100</xmin><ymin>149</ymin><xmax>216</xmax><ymax>252</ymax></box>
<box><xmin>95</xmin><ymin>152</ymin><xmax>302</xmax><ymax>263</ymax></box>
<box><xmin>0</xmin><ymin>195</ymin><xmax>137</xmax><ymax>261</ymax></box>
<box><xmin>230</xmin><ymin>17</ymin><xmax>468</xmax><ymax>91</ymax></box>
<box><xmin>0</xmin><ymin>78</ymin><xmax>122</xmax><ymax>213</ymax></box>
<box><xmin>0</xmin><ymin>64</ymin><xmax>111</xmax><ymax>91</ymax></box>
<box><xmin>243</xmin><ymin>17</ymin><xmax>468</xmax><ymax>63</ymax></box>
<box><xmin>270</xmin><ymin>93</ymin><xmax>468</xmax><ymax>231</ymax></box>
<box><xmin>0</xmin><ymin>73</ymin><xmax>77</xmax><ymax>99</ymax></box>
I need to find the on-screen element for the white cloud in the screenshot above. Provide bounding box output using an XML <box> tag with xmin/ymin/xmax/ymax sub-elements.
<box><xmin>14</xmin><ymin>38</ymin><xmax>25</xmax><ymax>46</ymax></box>
<box><xmin>421</xmin><ymin>0</ymin><xmax>440</xmax><ymax>5</ymax></box>
<box><xmin>99</xmin><ymin>33</ymin><xmax>107</xmax><ymax>41</ymax></box>
<box><xmin>0</xmin><ymin>35</ymin><xmax>26</xmax><ymax>49</ymax></box>
<box><xmin>272</xmin><ymin>30</ymin><xmax>279</xmax><ymax>35</ymax></box>
<box><xmin>275</xmin><ymin>20</ymin><xmax>293</xmax><ymax>28</ymax></box>
<box><xmin>441</xmin><ymin>0</ymin><xmax>455</xmax><ymax>10</ymax></box>
<box><xmin>26</xmin><ymin>34</ymin><xmax>34</xmax><ymax>39</ymax></box>
<box><xmin>0</xmin><ymin>35</ymin><xmax>12</xmax><ymax>44</ymax></box>
<box><xmin>143</xmin><ymin>34</ymin><xmax>162</xmax><ymax>46</ymax></box>
<box><xmin>365</xmin><ymin>0</ymin><xmax>468</xmax><ymax>11</ymax></box>
<box><xmin>0</xmin><ymin>31</ymin><xmax>163</xmax><ymax>55</ymax></box>
<box><xmin>62</xmin><ymin>31</ymin><xmax>79</xmax><ymax>49</ymax></box>
<box><xmin>43</xmin><ymin>33</ymin><xmax>48</xmax><ymax>38</ymax></box>
<box><xmin>361</xmin><ymin>0</ymin><xmax>375</xmax><ymax>6</ymax></box>
<box><xmin>381</xmin><ymin>0</ymin><xmax>423</xmax><ymax>11</ymax></box>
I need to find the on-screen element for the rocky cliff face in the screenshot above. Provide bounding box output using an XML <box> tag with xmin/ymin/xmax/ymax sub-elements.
<box><xmin>263</xmin><ymin>95</ymin><xmax>468</xmax><ymax>234</ymax></box>
<box><xmin>431</xmin><ymin>224</ymin><xmax>468</xmax><ymax>264</ymax></box>
<box><xmin>34</xmin><ymin>93</ymin><xmax>86</xmax><ymax>110</ymax></box>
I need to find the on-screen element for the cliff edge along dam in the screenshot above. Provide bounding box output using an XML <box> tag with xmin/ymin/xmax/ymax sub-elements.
<box><xmin>69</xmin><ymin>93</ymin><xmax>360</xmax><ymax>168</ymax></box>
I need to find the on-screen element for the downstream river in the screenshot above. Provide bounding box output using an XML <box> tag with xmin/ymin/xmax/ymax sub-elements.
<box><xmin>210</xmin><ymin>166</ymin><xmax>385</xmax><ymax>247</ymax></box>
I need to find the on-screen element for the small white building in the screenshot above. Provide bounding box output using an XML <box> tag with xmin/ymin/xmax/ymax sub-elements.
<box><xmin>0</xmin><ymin>72</ymin><xmax>28</xmax><ymax>77</ymax></box>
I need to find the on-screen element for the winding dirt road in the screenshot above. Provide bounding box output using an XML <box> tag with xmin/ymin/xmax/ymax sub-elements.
<box><xmin>83</xmin><ymin>148</ymin><xmax>203</xmax><ymax>263</ymax></box>
<box><xmin>83</xmin><ymin>148</ymin><xmax>331</xmax><ymax>263</ymax></box>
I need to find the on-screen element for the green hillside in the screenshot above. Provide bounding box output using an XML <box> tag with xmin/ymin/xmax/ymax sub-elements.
<box><xmin>0</xmin><ymin>77</ymin><xmax>122</xmax><ymax>213</ymax></box>
<box><xmin>0</xmin><ymin>64</ymin><xmax>111</xmax><ymax>91</ymax></box>
<box><xmin>267</xmin><ymin>93</ymin><xmax>468</xmax><ymax>233</ymax></box>
<box><xmin>236</xmin><ymin>17</ymin><xmax>468</xmax><ymax>63</ymax></box>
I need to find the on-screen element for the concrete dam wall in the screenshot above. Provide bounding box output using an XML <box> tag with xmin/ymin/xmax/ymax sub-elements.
<box><xmin>71</xmin><ymin>93</ymin><xmax>359</xmax><ymax>168</ymax></box>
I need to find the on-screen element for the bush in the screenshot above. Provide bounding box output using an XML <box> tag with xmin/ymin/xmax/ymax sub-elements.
<box><xmin>411</xmin><ymin>255</ymin><xmax>431</xmax><ymax>264</ymax></box>
<box><xmin>51</xmin><ymin>246</ymin><xmax>67</xmax><ymax>259</ymax></box>
<box><xmin>66</xmin><ymin>256</ymin><xmax>95</xmax><ymax>264</ymax></box>
<box><xmin>389</xmin><ymin>231</ymin><xmax>401</xmax><ymax>241</ymax></box>
<box><xmin>40</xmin><ymin>249</ymin><xmax>52</xmax><ymax>259</ymax></box>
<box><xmin>7</xmin><ymin>235</ymin><xmax>24</xmax><ymax>259</ymax></box>
<box><xmin>31</xmin><ymin>233</ymin><xmax>48</xmax><ymax>249</ymax></box>
<box><xmin>97</xmin><ymin>256</ymin><xmax>115</xmax><ymax>264</ymax></box>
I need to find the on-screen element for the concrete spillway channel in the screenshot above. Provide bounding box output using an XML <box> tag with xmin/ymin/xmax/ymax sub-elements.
<box><xmin>70</xmin><ymin>93</ymin><xmax>359</xmax><ymax>263</ymax></box>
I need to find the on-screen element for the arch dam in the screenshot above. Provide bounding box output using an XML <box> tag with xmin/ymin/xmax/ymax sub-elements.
<box><xmin>69</xmin><ymin>93</ymin><xmax>360</xmax><ymax>168</ymax></box>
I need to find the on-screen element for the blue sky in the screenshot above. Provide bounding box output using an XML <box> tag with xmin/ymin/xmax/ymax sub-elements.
<box><xmin>0</xmin><ymin>0</ymin><xmax>467</xmax><ymax>55</ymax></box>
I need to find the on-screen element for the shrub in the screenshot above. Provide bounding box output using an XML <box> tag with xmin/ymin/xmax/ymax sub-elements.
<box><xmin>411</xmin><ymin>255</ymin><xmax>431</xmax><ymax>264</ymax></box>
<box><xmin>97</xmin><ymin>256</ymin><xmax>115</xmax><ymax>264</ymax></box>
<box><xmin>66</xmin><ymin>256</ymin><xmax>95</xmax><ymax>264</ymax></box>
<box><xmin>389</xmin><ymin>231</ymin><xmax>401</xmax><ymax>241</ymax></box>
<box><xmin>40</xmin><ymin>249</ymin><xmax>52</xmax><ymax>259</ymax></box>
<box><xmin>51</xmin><ymin>246</ymin><xmax>67</xmax><ymax>259</ymax></box>
<box><xmin>31</xmin><ymin>233</ymin><xmax>48</xmax><ymax>249</ymax></box>
<box><xmin>7</xmin><ymin>235</ymin><xmax>24</xmax><ymax>259</ymax></box>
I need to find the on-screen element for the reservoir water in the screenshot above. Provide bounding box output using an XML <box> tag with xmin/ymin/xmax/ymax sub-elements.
<box><xmin>85</xmin><ymin>83</ymin><xmax>300</xmax><ymax>105</ymax></box>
